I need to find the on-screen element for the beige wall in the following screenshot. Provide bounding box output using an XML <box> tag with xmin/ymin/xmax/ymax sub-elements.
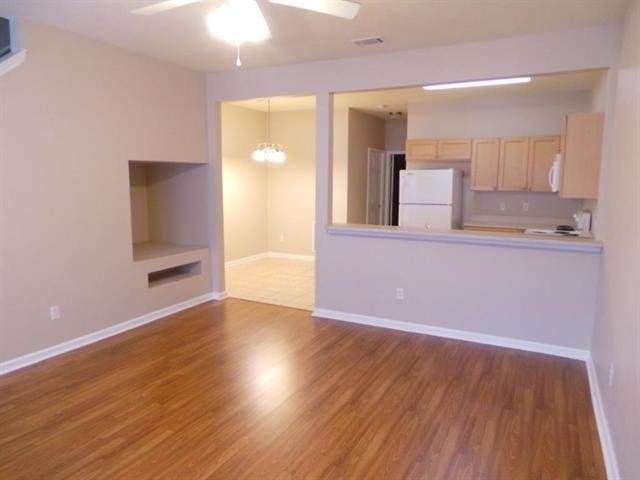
<box><xmin>221</xmin><ymin>105</ymin><xmax>316</xmax><ymax>260</ymax></box>
<box><xmin>0</xmin><ymin>21</ymin><xmax>209</xmax><ymax>362</ymax></box>
<box><xmin>347</xmin><ymin>109</ymin><xmax>385</xmax><ymax>224</ymax></box>
<box><xmin>591</xmin><ymin>0</ymin><xmax>640</xmax><ymax>477</ymax></box>
<box><xmin>221</xmin><ymin>104</ymin><xmax>268</xmax><ymax>262</ymax></box>
<box><xmin>268</xmin><ymin>109</ymin><xmax>316</xmax><ymax>255</ymax></box>
<box><xmin>385</xmin><ymin>118</ymin><xmax>407</xmax><ymax>151</ymax></box>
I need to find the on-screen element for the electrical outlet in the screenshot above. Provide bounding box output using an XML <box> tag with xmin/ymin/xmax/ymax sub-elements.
<box><xmin>608</xmin><ymin>363</ymin><xmax>615</xmax><ymax>387</ymax></box>
<box><xmin>49</xmin><ymin>305</ymin><xmax>60</xmax><ymax>321</ymax></box>
<box><xmin>499</xmin><ymin>202</ymin><xmax>506</xmax><ymax>211</ymax></box>
<box><xmin>395</xmin><ymin>288</ymin><xmax>404</xmax><ymax>300</ymax></box>
<box><xmin>279</xmin><ymin>234</ymin><xmax>284</xmax><ymax>242</ymax></box>
<box><xmin>522</xmin><ymin>202</ymin><xmax>529</xmax><ymax>212</ymax></box>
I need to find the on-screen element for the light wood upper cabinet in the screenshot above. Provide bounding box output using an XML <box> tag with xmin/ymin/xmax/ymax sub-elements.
<box><xmin>406</xmin><ymin>139</ymin><xmax>438</xmax><ymax>161</ymax></box>
<box><xmin>437</xmin><ymin>139</ymin><xmax>472</xmax><ymax>160</ymax></box>
<box><xmin>527</xmin><ymin>136</ymin><xmax>560</xmax><ymax>192</ymax></box>
<box><xmin>471</xmin><ymin>139</ymin><xmax>500</xmax><ymax>191</ymax></box>
<box><xmin>498</xmin><ymin>137</ymin><xmax>529</xmax><ymax>191</ymax></box>
<box><xmin>560</xmin><ymin>113</ymin><xmax>604</xmax><ymax>199</ymax></box>
<box><xmin>406</xmin><ymin>139</ymin><xmax>472</xmax><ymax>161</ymax></box>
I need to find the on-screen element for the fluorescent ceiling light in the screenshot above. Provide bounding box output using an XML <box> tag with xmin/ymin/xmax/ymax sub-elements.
<box><xmin>206</xmin><ymin>0</ymin><xmax>271</xmax><ymax>46</ymax></box>
<box><xmin>423</xmin><ymin>77</ymin><xmax>532</xmax><ymax>91</ymax></box>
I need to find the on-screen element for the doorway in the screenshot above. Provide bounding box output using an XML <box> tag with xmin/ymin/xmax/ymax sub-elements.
<box><xmin>366</xmin><ymin>150</ymin><xmax>406</xmax><ymax>226</ymax></box>
<box><xmin>221</xmin><ymin>96</ymin><xmax>316</xmax><ymax>310</ymax></box>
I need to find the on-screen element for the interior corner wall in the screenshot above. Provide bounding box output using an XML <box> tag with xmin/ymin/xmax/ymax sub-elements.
<box><xmin>591</xmin><ymin>0</ymin><xmax>640</xmax><ymax>477</ymax></box>
<box><xmin>268</xmin><ymin>109</ymin><xmax>316</xmax><ymax>256</ymax></box>
<box><xmin>0</xmin><ymin>20</ymin><xmax>209</xmax><ymax>363</ymax></box>
<box><xmin>347</xmin><ymin>109</ymin><xmax>385</xmax><ymax>224</ymax></box>
<box><xmin>221</xmin><ymin>104</ymin><xmax>268</xmax><ymax>262</ymax></box>
<box><xmin>129</xmin><ymin>164</ymin><xmax>151</xmax><ymax>243</ymax></box>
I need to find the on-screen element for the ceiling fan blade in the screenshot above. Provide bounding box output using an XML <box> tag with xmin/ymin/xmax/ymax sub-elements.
<box><xmin>268</xmin><ymin>0</ymin><xmax>360</xmax><ymax>19</ymax></box>
<box><xmin>132</xmin><ymin>0</ymin><xmax>203</xmax><ymax>16</ymax></box>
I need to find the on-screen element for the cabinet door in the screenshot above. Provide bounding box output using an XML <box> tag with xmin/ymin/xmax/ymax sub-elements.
<box><xmin>437</xmin><ymin>139</ymin><xmax>472</xmax><ymax>160</ymax></box>
<box><xmin>471</xmin><ymin>139</ymin><xmax>500</xmax><ymax>191</ymax></box>
<box><xmin>406</xmin><ymin>139</ymin><xmax>438</xmax><ymax>161</ymax></box>
<box><xmin>560</xmin><ymin>113</ymin><xmax>604</xmax><ymax>199</ymax></box>
<box><xmin>527</xmin><ymin>136</ymin><xmax>560</xmax><ymax>192</ymax></box>
<box><xmin>498</xmin><ymin>137</ymin><xmax>529</xmax><ymax>191</ymax></box>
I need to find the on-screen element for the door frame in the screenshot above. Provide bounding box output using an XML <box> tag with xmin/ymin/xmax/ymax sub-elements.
<box><xmin>366</xmin><ymin>148</ymin><xmax>388</xmax><ymax>225</ymax></box>
<box><xmin>385</xmin><ymin>150</ymin><xmax>405</xmax><ymax>225</ymax></box>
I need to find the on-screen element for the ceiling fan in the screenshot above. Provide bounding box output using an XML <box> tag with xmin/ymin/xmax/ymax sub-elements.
<box><xmin>132</xmin><ymin>0</ymin><xmax>361</xmax><ymax>66</ymax></box>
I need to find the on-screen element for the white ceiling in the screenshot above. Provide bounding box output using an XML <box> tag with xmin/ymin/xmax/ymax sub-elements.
<box><xmin>229</xmin><ymin>68</ymin><xmax>607</xmax><ymax>117</ymax></box>
<box><xmin>0</xmin><ymin>0</ymin><xmax>628</xmax><ymax>73</ymax></box>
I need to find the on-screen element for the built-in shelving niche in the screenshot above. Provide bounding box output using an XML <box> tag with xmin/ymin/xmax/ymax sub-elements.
<box><xmin>148</xmin><ymin>261</ymin><xmax>202</xmax><ymax>288</ymax></box>
<box><xmin>128</xmin><ymin>160</ymin><xmax>209</xmax><ymax>263</ymax></box>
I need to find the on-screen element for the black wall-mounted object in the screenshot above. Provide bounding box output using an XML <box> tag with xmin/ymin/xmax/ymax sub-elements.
<box><xmin>1</xmin><ymin>17</ymin><xmax>11</xmax><ymax>58</ymax></box>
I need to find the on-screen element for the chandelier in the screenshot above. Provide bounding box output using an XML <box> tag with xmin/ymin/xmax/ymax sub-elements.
<box><xmin>252</xmin><ymin>99</ymin><xmax>286</xmax><ymax>164</ymax></box>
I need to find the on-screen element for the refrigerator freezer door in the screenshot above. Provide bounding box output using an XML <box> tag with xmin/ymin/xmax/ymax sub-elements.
<box><xmin>400</xmin><ymin>169</ymin><xmax>454</xmax><ymax>205</ymax></box>
<box><xmin>399</xmin><ymin>204</ymin><xmax>453</xmax><ymax>230</ymax></box>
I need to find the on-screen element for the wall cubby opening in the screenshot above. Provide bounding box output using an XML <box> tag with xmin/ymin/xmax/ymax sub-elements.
<box><xmin>147</xmin><ymin>261</ymin><xmax>202</xmax><ymax>288</ymax></box>
<box><xmin>128</xmin><ymin>160</ymin><xmax>209</xmax><ymax>262</ymax></box>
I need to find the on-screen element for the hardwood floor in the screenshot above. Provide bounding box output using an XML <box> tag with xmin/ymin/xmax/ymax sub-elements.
<box><xmin>0</xmin><ymin>299</ymin><xmax>605</xmax><ymax>479</ymax></box>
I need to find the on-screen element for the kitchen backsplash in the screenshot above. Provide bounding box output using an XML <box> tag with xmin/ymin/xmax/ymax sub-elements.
<box><xmin>409</xmin><ymin>161</ymin><xmax>584</xmax><ymax>227</ymax></box>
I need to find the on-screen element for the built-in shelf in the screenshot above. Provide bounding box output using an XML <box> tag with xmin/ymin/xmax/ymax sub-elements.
<box><xmin>148</xmin><ymin>261</ymin><xmax>202</xmax><ymax>288</ymax></box>
<box><xmin>133</xmin><ymin>242</ymin><xmax>207</xmax><ymax>262</ymax></box>
<box><xmin>128</xmin><ymin>160</ymin><xmax>208</xmax><ymax>262</ymax></box>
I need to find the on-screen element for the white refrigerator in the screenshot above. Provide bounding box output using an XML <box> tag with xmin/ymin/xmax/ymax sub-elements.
<box><xmin>399</xmin><ymin>169</ymin><xmax>462</xmax><ymax>230</ymax></box>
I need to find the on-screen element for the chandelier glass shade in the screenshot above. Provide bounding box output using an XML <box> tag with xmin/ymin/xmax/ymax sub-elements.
<box><xmin>252</xmin><ymin>98</ymin><xmax>286</xmax><ymax>164</ymax></box>
<box><xmin>252</xmin><ymin>142</ymin><xmax>286</xmax><ymax>163</ymax></box>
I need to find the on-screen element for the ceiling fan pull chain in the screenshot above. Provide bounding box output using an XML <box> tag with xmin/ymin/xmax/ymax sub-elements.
<box><xmin>236</xmin><ymin>45</ymin><xmax>242</xmax><ymax>67</ymax></box>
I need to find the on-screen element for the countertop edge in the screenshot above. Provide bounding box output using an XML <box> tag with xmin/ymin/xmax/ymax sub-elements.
<box><xmin>326</xmin><ymin>224</ymin><xmax>603</xmax><ymax>254</ymax></box>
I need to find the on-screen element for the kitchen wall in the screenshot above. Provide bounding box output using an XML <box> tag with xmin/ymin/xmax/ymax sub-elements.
<box><xmin>333</xmin><ymin>114</ymin><xmax>406</xmax><ymax>224</ymax></box>
<box><xmin>268</xmin><ymin>109</ymin><xmax>316</xmax><ymax>256</ymax></box>
<box><xmin>385</xmin><ymin>117</ymin><xmax>408</xmax><ymax>151</ymax></box>
<box><xmin>221</xmin><ymin>105</ymin><xmax>316</xmax><ymax>261</ymax></box>
<box><xmin>407</xmin><ymin>91</ymin><xmax>591</xmax><ymax>227</ymax></box>
<box><xmin>0</xmin><ymin>20</ymin><xmax>209</xmax><ymax>362</ymax></box>
<box><xmin>346</xmin><ymin>109</ymin><xmax>386</xmax><ymax>224</ymax></box>
<box><xmin>591</xmin><ymin>0</ymin><xmax>640</xmax><ymax>478</ymax></box>
<box><xmin>221</xmin><ymin>103</ymin><xmax>269</xmax><ymax>261</ymax></box>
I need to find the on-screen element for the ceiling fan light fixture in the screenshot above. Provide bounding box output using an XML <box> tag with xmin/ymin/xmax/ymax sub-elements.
<box><xmin>206</xmin><ymin>0</ymin><xmax>271</xmax><ymax>46</ymax></box>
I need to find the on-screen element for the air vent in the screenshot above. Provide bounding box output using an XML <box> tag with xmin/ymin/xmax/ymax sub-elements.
<box><xmin>352</xmin><ymin>36</ymin><xmax>384</xmax><ymax>47</ymax></box>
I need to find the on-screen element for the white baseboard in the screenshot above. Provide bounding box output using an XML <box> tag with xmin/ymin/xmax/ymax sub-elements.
<box><xmin>211</xmin><ymin>290</ymin><xmax>228</xmax><ymax>300</ymax></box>
<box><xmin>225</xmin><ymin>252</ymin><xmax>314</xmax><ymax>267</ymax></box>
<box><xmin>312</xmin><ymin>308</ymin><xmax>589</xmax><ymax>361</ymax></box>
<box><xmin>225</xmin><ymin>253</ymin><xmax>269</xmax><ymax>268</ymax></box>
<box><xmin>0</xmin><ymin>291</ymin><xmax>224</xmax><ymax>377</ymax></box>
<box><xmin>586</xmin><ymin>355</ymin><xmax>620</xmax><ymax>480</ymax></box>
<box><xmin>267</xmin><ymin>251</ymin><xmax>315</xmax><ymax>262</ymax></box>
